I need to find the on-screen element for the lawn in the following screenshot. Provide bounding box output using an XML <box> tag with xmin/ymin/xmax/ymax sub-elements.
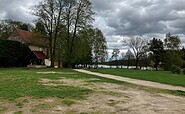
<box><xmin>89</xmin><ymin>68</ymin><xmax>185</xmax><ymax>87</ymax></box>
<box><xmin>0</xmin><ymin>68</ymin><xmax>126</xmax><ymax>100</ymax></box>
<box><xmin>0</xmin><ymin>68</ymin><xmax>185</xmax><ymax>113</ymax></box>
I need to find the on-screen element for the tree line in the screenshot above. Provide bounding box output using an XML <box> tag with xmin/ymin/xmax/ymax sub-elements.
<box><xmin>110</xmin><ymin>33</ymin><xmax>184</xmax><ymax>71</ymax></box>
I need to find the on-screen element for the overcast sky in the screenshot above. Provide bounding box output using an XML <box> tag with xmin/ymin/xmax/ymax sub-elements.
<box><xmin>1</xmin><ymin>0</ymin><xmax>185</xmax><ymax>54</ymax></box>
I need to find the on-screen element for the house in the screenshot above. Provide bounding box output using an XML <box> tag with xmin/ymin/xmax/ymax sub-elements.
<box><xmin>8</xmin><ymin>29</ymin><xmax>50</xmax><ymax>67</ymax></box>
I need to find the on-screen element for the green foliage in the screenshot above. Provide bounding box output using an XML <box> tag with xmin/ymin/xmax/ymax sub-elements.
<box><xmin>171</xmin><ymin>65</ymin><xmax>181</xmax><ymax>74</ymax></box>
<box><xmin>164</xmin><ymin>33</ymin><xmax>181</xmax><ymax>50</ymax></box>
<box><xmin>0</xmin><ymin>19</ymin><xmax>32</xmax><ymax>40</ymax></box>
<box><xmin>31</xmin><ymin>0</ymin><xmax>95</xmax><ymax>67</ymax></box>
<box><xmin>90</xmin><ymin>28</ymin><xmax>108</xmax><ymax>64</ymax></box>
<box><xmin>163</xmin><ymin>50</ymin><xmax>184</xmax><ymax>71</ymax></box>
<box><xmin>162</xmin><ymin>33</ymin><xmax>184</xmax><ymax>70</ymax></box>
<box><xmin>149</xmin><ymin>38</ymin><xmax>164</xmax><ymax>70</ymax></box>
<box><xmin>123</xmin><ymin>36</ymin><xmax>149</xmax><ymax>68</ymax></box>
<box><xmin>0</xmin><ymin>40</ymin><xmax>31</xmax><ymax>67</ymax></box>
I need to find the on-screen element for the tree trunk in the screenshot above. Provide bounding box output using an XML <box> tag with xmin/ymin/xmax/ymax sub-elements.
<box><xmin>135</xmin><ymin>58</ymin><xmax>139</xmax><ymax>69</ymax></box>
<box><xmin>127</xmin><ymin>59</ymin><xmax>130</xmax><ymax>69</ymax></box>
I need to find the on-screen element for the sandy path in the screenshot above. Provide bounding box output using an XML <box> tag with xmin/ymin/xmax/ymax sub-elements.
<box><xmin>74</xmin><ymin>69</ymin><xmax>185</xmax><ymax>91</ymax></box>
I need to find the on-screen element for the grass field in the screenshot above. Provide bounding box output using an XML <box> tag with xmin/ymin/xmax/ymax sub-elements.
<box><xmin>0</xmin><ymin>68</ymin><xmax>185</xmax><ymax>113</ymax></box>
<box><xmin>89</xmin><ymin>68</ymin><xmax>185</xmax><ymax>87</ymax></box>
<box><xmin>0</xmin><ymin>68</ymin><xmax>127</xmax><ymax>100</ymax></box>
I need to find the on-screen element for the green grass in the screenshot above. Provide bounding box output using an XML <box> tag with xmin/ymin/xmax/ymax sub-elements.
<box><xmin>62</xmin><ymin>99</ymin><xmax>76</xmax><ymax>106</ymax></box>
<box><xmin>0</xmin><ymin>68</ymin><xmax>128</xmax><ymax>100</ymax></box>
<box><xmin>14</xmin><ymin>111</ymin><xmax>23</xmax><ymax>114</ymax></box>
<box><xmin>89</xmin><ymin>68</ymin><xmax>185</xmax><ymax>87</ymax></box>
<box><xmin>0</xmin><ymin>68</ymin><xmax>185</xmax><ymax>101</ymax></box>
<box><xmin>0</xmin><ymin>106</ymin><xmax>8</xmax><ymax>112</ymax></box>
<box><xmin>0</xmin><ymin>68</ymin><xmax>92</xmax><ymax>99</ymax></box>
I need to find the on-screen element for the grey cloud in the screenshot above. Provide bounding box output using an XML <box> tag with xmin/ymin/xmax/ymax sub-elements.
<box><xmin>0</xmin><ymin>0</ymin><xmax>40</xmax><ymax>22</ymax></box>
<box><xmin>93</xmin><ymin>0</ymin><xmax>185</xmax><ymax>37</ymax></box>
<box><xmin>1</xmin><ymin>0</ymin><xmax>185</xmax><ymax>51</ymax></box>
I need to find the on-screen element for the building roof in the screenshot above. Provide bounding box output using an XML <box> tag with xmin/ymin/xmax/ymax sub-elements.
<box><xmin>9</xmin><ymin>29</ymin><xmax>48</xmax><ymax>47</ymax></box>
<box><xmin>16</xmin><ymin>29</ymin><xmax>32</xmax><ymax>44</ymax></box>
<box><xmin>33</xmin><ymin>51</ymin><xmax>47</xmax><ymax>59</ymax></box>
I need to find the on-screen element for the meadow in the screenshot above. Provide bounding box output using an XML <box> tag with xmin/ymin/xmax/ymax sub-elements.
<box><xmin>0</xmin><ymin>68</ymin><xmax>185</xmax><ymax>113</ymax></box>
<box><xmin>89</xmin><ymin>68</ymin><xmax>185</xmax><ymax>87</ymax></box>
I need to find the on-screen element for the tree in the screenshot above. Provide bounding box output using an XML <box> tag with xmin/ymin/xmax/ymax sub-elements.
<box><xmin>111</xmin><ymin>49</ymin><xmax>120</xmax><ymax>67</ymax></box>
<box><xmin>71</xmin><ymin>28</ymin><xmax>93</xmax><ymax>67</ymax></box>
<box><xmin>164</xmin><ymin>33</ymin><xmax>181</xmax><ymax>50</ymax></box>
<box><xmin>31</xmin><ymin>0</ymin><xmax>65</xmax><ymax>67</ymax></box>
<box><xmin>125</xmin><ymin>49</ymin><xmax>134</xmax><ymax>69</ymax></box>
<box><xmin>0</xmin><ymin>19</ymin><xmax>32</xmax><ymax>40</ymax></box>
<box><xmin>149</xmin><ymin>38</ymin><xmax>164</xmax><ymax>70</ymax></box>
<box><xmin>123</xmin><ymin>36</ymin><xmax>148</xmax><ymax>68</ymax></box>
<box><xmin>63</xmin><ymin>0</ymin><xmax>95</xmax><ymax>67</ymax></box>
<box><xmin>163</xmin><ymin>33</ymin><xmax>183</xmax><ymax>70</ymax></box>
<box><xmin>90</xmin><ymin>28</ymin><xmax>107</xmax><ymax>68</ymax></box>
<box><xmin>0</xmin><ymin>40</ymin><xmax>31</xmax><ymax>67</ymax></box>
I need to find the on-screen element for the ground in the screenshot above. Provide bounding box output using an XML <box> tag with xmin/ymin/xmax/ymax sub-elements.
<box><xmin>0</xmin><ymin>69</ymin><xmax>185</xmax><ymax>114</ymax></box>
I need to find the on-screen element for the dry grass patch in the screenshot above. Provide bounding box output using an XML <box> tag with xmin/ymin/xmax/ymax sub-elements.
<box><xmin>37</xmin><ymin>71</ymin><xmax>77</xmax><ymax>75</ymax></box>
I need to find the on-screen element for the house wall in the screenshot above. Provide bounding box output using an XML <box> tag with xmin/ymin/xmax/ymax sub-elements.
<box><xmin>29</xmin><ymin>45</ymin><xmax>47</xmax><ymax>55</ymax></box>
<box><xmin>29</xmin><ymin>45</ymin><xmax>42</xmax><ymax>51</ymax></box>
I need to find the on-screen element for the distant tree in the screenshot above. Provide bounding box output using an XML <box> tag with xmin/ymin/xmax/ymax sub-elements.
<box><xmin>149</xmin><ymin>38</ymin><xmax>164</xmax><ymax>70</ymax></box>
<box><xmin>125</xmin><ymin>49</ymin><xmax>134</xmax><ymax>69</ymax></box>
<box><xmin>163</xmin><ymin>33</ymin><xmax>184</xmax><ymax>70</ymax></box>
<box><xmin>0</xmin><ymin>40</ymin><xmax>31</xmax><ymax>67</ymax></box>
<box><xmin>73</xmin><ymin>29</ymin><xmax>93</xmax><ymax>67</ymax></box>
<box><xmin>123</xmin><ymin>36</ymin><xmax>149</xmax><ymax>68</ymax></box>
<box><xmin>111</xmin><ymin>49</ymin><xmax>120</xmax><ymax>67</ymax></box>
<box><xmin>90</xmin><ymin>28</ymin><xmax>107</xmax><ymax>68</ymax></box>
<box><xmin>164</xmin><ymin>33</ymin><xmax>181</xmax><ymax>50</ymax></box>
<box><xmin>112</xmin><ymin>49</ymin><xmax>120</xmax><ymax>61</ymax></box>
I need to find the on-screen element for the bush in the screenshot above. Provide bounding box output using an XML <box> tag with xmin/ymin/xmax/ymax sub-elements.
<box><xmin>171</xmin><ymin>65</ymin><xmax>181</xmax><ymax>74</ymax></box>
<box><xmin>0</xmin><ymin>40</ymin><xmax>31</xmax><ymax>67</ymax></box>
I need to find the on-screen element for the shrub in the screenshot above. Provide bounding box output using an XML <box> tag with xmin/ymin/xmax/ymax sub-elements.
<box><xmin>171</xmin><ymin>65</ymin><xmax>181</xmax><ymax>74</ymax></box>
<box><xmin>0</xmin><ymin>40</ymin><xmax>31</xmax><ymax>67</ymax></box>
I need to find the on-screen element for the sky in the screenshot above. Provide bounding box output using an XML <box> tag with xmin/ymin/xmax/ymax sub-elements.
<box><xmin>1</xmin><ymin>0</ymin><xmax>185</xmax><ymax>56</ymax></box>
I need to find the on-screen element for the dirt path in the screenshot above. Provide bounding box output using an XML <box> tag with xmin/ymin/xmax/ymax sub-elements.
<box><xmin>74</xmin><ymin>69</ymin><xmax>185</xmax><ymax>91</ymax></box>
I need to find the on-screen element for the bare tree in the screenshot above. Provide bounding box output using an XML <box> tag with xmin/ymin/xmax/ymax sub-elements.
<box><xmin>31</xmin><ymin>0</ymin><xmax>94</xmax><ymax>68</ymax></box>
<box><xmin>125</xmin><ymin>49</ymin><xmax>134</xmax><ymax>69</ymax></box>
<box><xmin>31</xmin><ymin>0</ymin><xmax>65</xmax><ymax>67</ymax></box>
<box><xmin>63</xmin><ymin>0</ymin><xmax>95</xmax><ymax>67</ymax></box>
<box><xmin>123</xmin><ymin>36</ymin><xmax>148</xmax><ymax>68</ymax></box>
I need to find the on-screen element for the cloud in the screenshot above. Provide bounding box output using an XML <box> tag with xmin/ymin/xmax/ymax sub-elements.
<box><xmin>91</xmin><ymin>0</ymin><xmax>185</xmax><ymax>50</ymax></box>
<box><xmin>1</xmin><ymin>0</ymin><xmax>185</xmax><ymax>51</ymax></box>
<box><xmin>0</xmin><ymin>0</ymin><xmax>40</xmax><ymax>23</ymax></box>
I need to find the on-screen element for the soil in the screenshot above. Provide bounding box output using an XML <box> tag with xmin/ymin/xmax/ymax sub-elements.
<box><xmin>1</xmin><ymin>72</ymin><xmax>185</xmax><ymax>114</ymax></box>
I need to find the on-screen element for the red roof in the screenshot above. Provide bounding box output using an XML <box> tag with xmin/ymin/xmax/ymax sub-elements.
<box><xmin>16</xmin><ymin>29</ymin><xmax>32</xmax><ymax>44</ymax></box>
<box><xmin>9</xmin><ymin>29</ymin><xmax>49</xmax><ymax>47</ymax></box>
<box><xmin>33</xmin><ymin>51</ymin><xmax>47</xmax><ymax>59</ymax></box>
